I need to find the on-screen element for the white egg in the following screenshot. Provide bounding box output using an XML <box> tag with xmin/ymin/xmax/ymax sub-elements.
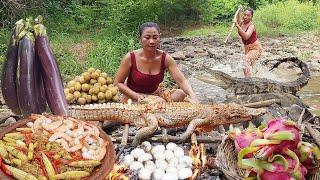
<box><xmin>151</xmin><ymin>145</ymin><xmax>165</xmax><ymax>155</ymax></box>
<box><xmin>123</xmin><ymin>154</ymin><xmax>134</xmax><ymax>166</ymax></box>
<box><xmin>174</xmin><ymin>147</ymin><xmax>184</xmax><ymax>159</ymax></box>
<box><xmin>176</xmin><ymin>163</ymin><xmax>186</xmax><ymax>170</ymax></box>
<box><xmin>144</xmin><ymin>161</ymin><xmax>156</xmax><ymax>171</ymax></box>
<box><xmin>129</xmin><ymin>161</ymin><xmax>144</xmax><ymax>171</ymax></box>
<box><xmin>164</xmin><ymin>150</ymin><xmax>175</xmax><ymax>161</ymax></box>
<box><xmin>166</xmin><ymin>142</ymin><xmax>177</xmax><ymax>151</ymax></box>
<box><xmin>161</xmin><ymin>172</ymin><xmax>178</xmax><ymax>180</ymax></box>
<box><xmin>179</xmin><ymin>156</ymin><xmax>193</xmax><ymax>168</ymax></box>
<box><xmin>167</xmin><ymin>157</ymin><xmax>179</xmax><ymax>167</ymax></box>
<box><xmin>155</xmin><ymin>159</ymin><xmax>168</xmax><ymax>170</ymax></box>
<box><xmin>138</xmin><ymin>168</ymin><xmax>152</xmax><ymax>180</ymax></box>
<box><xmin>165</xmin><ymin>166</ymin><xmax>178</xmax><ymax>174</ymax></box>
<box><xmin>138</xmin><ymin>153</ymin><xmax>153</xmax><ymax>163</ymax></box>
<box><xmin>153</xmin><ymin>150</ymin><xmax>165</xmax><ymax>160</ymax></box>
<box><xmin>153</xmin><ymin>169</ymin><xmax>165</xmax><ymax>180</ymax></box>
<box><xmin>131</xmin><ymin>148</ymin><xmax>145</xmax><ymax>159</ymax></box>
<box><xmin>141</xmin><ymin>141</ymin><xmax>152</xmax><ymax>152</ymax></box>
<box><xmin>178</xmin><ymin>168</ymin><xmax>192</xmax><ymax>179</ymax></box>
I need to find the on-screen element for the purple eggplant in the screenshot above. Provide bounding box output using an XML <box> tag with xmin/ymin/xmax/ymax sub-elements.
<box><xmin>1</xmin><ymin>27</ymin><xmax>21</xmax><ymax>115</ymax></box>
<box><xmin>16</xmin><ymin>34</ymin><xmax>41</xmax><ymax>116</ymax></box>
<box><xmin>34</xmin><ymin>52</ymin><xmax>47</xmax><ymax>113</ymax></box>
<box><xmin>34</xmin><ymin>24</ymin><xmax>68</xmax><ymax>116</ymax></box>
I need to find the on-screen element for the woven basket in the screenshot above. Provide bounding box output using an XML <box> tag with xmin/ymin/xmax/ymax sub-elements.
<box><xmin>216</xmin><ymin>135</ymin><xmax>320</xmax><ymax>180</ymax></box>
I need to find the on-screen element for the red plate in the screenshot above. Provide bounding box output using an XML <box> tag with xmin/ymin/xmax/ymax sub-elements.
<box><xmin>0</xmin><ymin>115</ymin><xmax>116</xmax><ymax>180</ymax></box>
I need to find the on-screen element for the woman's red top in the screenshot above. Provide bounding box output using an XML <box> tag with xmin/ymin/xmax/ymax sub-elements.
<box><xmin>241</xmin><ymin>24</ymin><xmax>258</xmax><ymax>45</ymax></box>
<box><xmin>127</xmin><ymin>52</ymin><xmax>166</xmax><ymax>94</ymax></box>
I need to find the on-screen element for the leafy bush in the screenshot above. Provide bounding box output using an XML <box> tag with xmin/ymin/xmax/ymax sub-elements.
<box><xmin>255</xmin><ymin>0</ymin><xmax>319</xmax><ymax>34</ymax></box>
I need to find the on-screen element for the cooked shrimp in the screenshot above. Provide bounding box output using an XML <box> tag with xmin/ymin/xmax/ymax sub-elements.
<box><xmin>44</xmin><ymin>120</ymin><xmax>63</xmax><ymax>131</ymax></box>
<box><xmin>82</xmin><ymin>145</ymin><xmax>106</xmax><ymax>161</ymax></box>
<box><xmin>67</xmin><ymin>138</ymin><xmax>82</xmax><ymax>152</ymax></box>
<box><xmin>33</xmin><ymin>117</ymin><xmax>52</xmax><ymax>132</ymax></box>
<box><xmin>26</xmin><ymin>122</ymin><xmax>33</xmax><ymax>128</ymax></box>
<box><xmin>69</xmin><ymin>123</ymin><xmax>84</xmax><ymax>138</ymax></box>
<box><xmin>49</xmin><ymin>132</ymin><xmax>73</xmax><ymax>142</ymax></box>
<box><xmin>56</xmin><ymin>119</ymin><xmax>74</xmax><ymax>133</ymax></box>
<box><xmin>55</xmin><ymin>139</ymin><xmax>70</xmax><ymax>150</ymax></box>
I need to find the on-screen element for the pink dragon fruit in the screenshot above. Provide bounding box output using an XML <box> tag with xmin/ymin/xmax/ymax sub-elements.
<box><xmin>252</xmin><ymin>118</ymin><xmax>301</xmax><ymax>159</ymax></box>
<box><xmin>243</xmin><ymin>155</ymin><xmax>308</xmax><ymax>180</ymax></box>
<box><xmin>295</xmin><ymin>141</ymin><xmax>320</xmax><ymax>174</ymax></box>
<box><xmin>228</xmin><ymin>123</ymin><xmax>263</xmax><ymax>157</ymax></box>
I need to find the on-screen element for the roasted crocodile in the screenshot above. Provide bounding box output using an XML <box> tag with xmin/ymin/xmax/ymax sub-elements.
<box><xmin>200</xmin><ymin>57</ymin><xmax>310</xmax><ymax>95</ymax></box>
<box><xmin>68</xmin><ymin>102</ymin><xmax>266</xmax><ymax>146</ymax></box>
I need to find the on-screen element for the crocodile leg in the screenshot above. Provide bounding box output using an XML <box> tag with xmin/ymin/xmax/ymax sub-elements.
<box><xmin>132</xmin><ymin>113</ymin><xmax>159</xmax><ymax>146</ymax></box>
<box><xmin>178</xmin><ymin>118</ymin><xmax>208</xmax><ymax>143</ymax></box>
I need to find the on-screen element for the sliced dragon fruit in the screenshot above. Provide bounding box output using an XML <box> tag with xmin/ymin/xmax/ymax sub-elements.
<box><xmin>251</xmin><ymin>118</ymin><xmax>300</xmax><ymax>158</ymax></box>
<box><xmin>228</xmin><ymin>123</ymin><xmax>263</xmax><ymax>155</ymax></box>
<box><xmin>295</xmin><ymin>141</ymin><xmax>320</xmax><ymax>173</ymax></box>
<box><xmin>242</xmin><ymin>154</ymin><xmax>308</xmax><ymax>180</ymax></box>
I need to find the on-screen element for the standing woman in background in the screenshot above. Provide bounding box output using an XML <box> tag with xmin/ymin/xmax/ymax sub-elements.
<box><xmin>234</xmin><ymin>8</ymin><xmax>263</xmax><ymax>77</ymax></box>
<box><xmin>114</xmin><ymin>22</ymin><xmax>199</xmax><ymax>103</ymax></box>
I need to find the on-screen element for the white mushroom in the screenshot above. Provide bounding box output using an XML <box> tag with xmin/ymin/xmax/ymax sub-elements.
<box><xmin>153</xmin><ymin>169</ymin><xmax>165</xmax><ymax>180</ymax></box>
<box><xmin>131</xmin><ymin>148</ymin><xmax>145</xmax><ymax>159</ymax></box>
<box><xmin>174</xmin><ymin>147</ymin><xmax>184</xmax><ymax>159</ymax></box>
<box><xmin>123</xmin><ymin>154</ymin><xmax>134</xmax><ymax>166</ymax></box>
<box><xmin>151</xmin><ymin>145</ymin><xmax>165</xmax><ymax>155</ymax></box>
<box><xmin>155</xmin><ymin>159</ymin><xmax>168</xmax><ymax>170</ymax></box>
<box><xmin>166</xmin><ymin>142</ymin><xmax>177</xmax><ymax>151</ymax></box>
<box><xmin>144</xmin><ymin>161</ymin><xmax>156</xmax><ymax>171</ymax></box>
<box><xmin>138</xmin><ymin>168</ymin><xmax>152</xmax><ymax>180</ymax></box>
<box><xmin>141</xmin><ymin>141</ymin><xmax>152</xmax><ymax>152</ymax></box>
<box><xmin>179</xmin><ymin>156</ymin><xmax>193</xmax><ymax>168</ymax></box>
<box><xmin>164</xmin><ymin>150</ymin><xmax>175</xmax><ymax>161</ymax></box>
<box><xmin>161</xmin><ymin>172</ymin><xmax>178</xmax><ymax>180</ymax></box>
<box><xmin>138</xmin><ymin>153</ymin><xmax>153</xmax><ymax>163</ymax></box>
<box><xmin>178</xmin><ymin>168</ymin><xmax>192</xmax><ymax>179</ymax></box>
<box><xmin>129</xmin><ymin>161</ymin><xmax>144</xmax><ymax>171</ymax></box>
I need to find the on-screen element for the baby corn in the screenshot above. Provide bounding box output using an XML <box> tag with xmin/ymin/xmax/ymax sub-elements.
<box><xmin>15</xmin><ymin>127</ymin><xmax>33</xmax><ymax>133</ymax></box>
<box><xmin>11</xmin><ymin>158</ymin><xmax>22</xmax><ymax>167</ymax></box>
<box><xmin>55</xmin><ymin>171</ymin><xmax>90</xmax><ymax>179</ymax></box>
<box><xmin>4</xmin><ymin>132</ymin><xmax>24</xmax><ymax>139</ymax></box>
<box><xmin>41</xmin><ymin>152</ymin><xmax>56</xmax><ymax>180</ymax></box>
<box><xmin>6</xmin><ymin>146</ymin><xmax>27</xmax><ymax>162</ymax></box>
<box><xmin>27</xmin><ymin>142</ymin><xmax>35</xmax><ymax>160</ymax></box>
<box><xmin>68</xmin><ymin>160</ymin><xmax>101</xmax><ymax>167</ymax></box>
<box><xmin>0</xmin><ymin>144</ymin><xmax>8</xmax><ymax>158</ymax></box>
<box><xmin>4</xmin><ymin>164</ymin><xmax>38</xmax><ymax>180</ymax></box>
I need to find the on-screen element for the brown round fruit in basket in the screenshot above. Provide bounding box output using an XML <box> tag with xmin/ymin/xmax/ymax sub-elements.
<box><xmin>0</xmin><ymin>114</ymin><xmax>116</xmax><ymax>180</ymax></box>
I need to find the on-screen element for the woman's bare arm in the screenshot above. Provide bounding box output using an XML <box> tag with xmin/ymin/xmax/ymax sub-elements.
<box><xmin>166</xmin><ymin>55</ymin><xmax>199</xmax><ymax>102</ymax></box>
<box><xmin>114</xmin><ymin>53</ymin><xmax>141</xmax><ymax>101</ymax></box>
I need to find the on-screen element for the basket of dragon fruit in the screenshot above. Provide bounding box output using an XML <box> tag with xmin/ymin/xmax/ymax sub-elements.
<box><xmin>216</xmin><ymin>118</ymin><xmax>320</xmax><ymax>180</ymax></box>
<box><xmin>0</xmin><ymin>114</ymin><xmax>116</xmax><ymax>180</ymax></box>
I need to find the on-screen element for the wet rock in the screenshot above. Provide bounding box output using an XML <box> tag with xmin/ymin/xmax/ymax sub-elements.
<box><xmin>0</xmin><ymin>117</ymin><xmax>16</xmax><ymax>129</ymax></box>
<box><xmin>0</xmin><ymin>111</ymin><xmax>14</xmax><ymax>124</ymax></box>
<box><xmin>171</xmin><ymin>51</ymin><xmax>186</xmax><ymax>60</ymax></box>
<box><xmin>307</xmin><ymin>61</ymin><xmax>320</xmax><ymax>71</ymax></box>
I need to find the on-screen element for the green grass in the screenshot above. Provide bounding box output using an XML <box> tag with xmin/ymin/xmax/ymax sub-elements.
<box><xmin>1</xmin><ymin>0</ymin><xmax>319</xmax><ymax>82</ymax></box>
<box><xmin>181</xmin><ymin>0</ymin><xmax>320</xmax><ymax>38</ymax></box>
<box><xmin>181</xmin><ymin>23</ymin><xmax>230</xmax><ymax>38</ymax></box>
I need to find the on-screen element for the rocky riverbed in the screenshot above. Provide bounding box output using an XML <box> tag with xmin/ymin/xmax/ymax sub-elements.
<box><xmin>160</xmin><ymin>32</ymin><xmax>320</xmax><ymax>112</ymax></box>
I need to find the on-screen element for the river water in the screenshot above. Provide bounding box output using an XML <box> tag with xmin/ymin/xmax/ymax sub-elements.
<box><xmin>299</xmin><ymin>76</ymin><xmax>320</xmax><ymax>116</ymax></box>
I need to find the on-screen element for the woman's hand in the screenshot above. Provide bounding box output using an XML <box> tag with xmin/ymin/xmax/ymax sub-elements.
<box><xmin>136</xmin><ymin>94</ymin><xmax>148</xmax><ymax>102</ymax></box>
<box><xmin>186</xmin><ymin>95</ymin><xmax>200</xmax><ymax>104</ymax></box>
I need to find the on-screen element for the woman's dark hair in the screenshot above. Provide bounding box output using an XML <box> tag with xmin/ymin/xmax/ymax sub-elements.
<box><xmin>245</xmin><ymin>8</ymin><xmax>254</xmax><ymax>16</ymax></box>
<box><xmin>139</xmin><ymin>22</ymin><xmax>160</xmax><ymax>37</ymax></box>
